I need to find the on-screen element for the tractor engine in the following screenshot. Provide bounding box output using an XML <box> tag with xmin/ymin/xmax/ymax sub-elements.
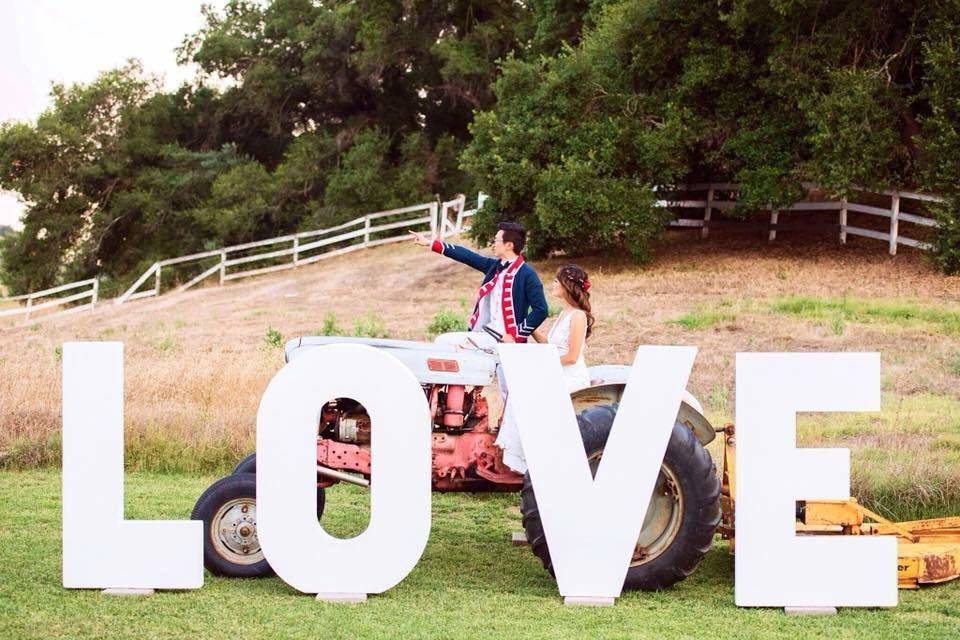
<box><xmin>316</xmin><ymin>385</ymin><xmax>523</xmax><ymax>490</ymax></box>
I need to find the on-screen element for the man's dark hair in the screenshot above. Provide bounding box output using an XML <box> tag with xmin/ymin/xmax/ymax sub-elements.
<box><xmin>497</xmin><ymin>222</ymin><xmax>526</xmax><ymax>254</ymax></box>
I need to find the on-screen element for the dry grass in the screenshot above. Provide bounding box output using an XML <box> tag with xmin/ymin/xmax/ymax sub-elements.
<box><xmin>1</xmin><ymin>233</ymin><xmax>959</xmax><ymax>515</ymax></box>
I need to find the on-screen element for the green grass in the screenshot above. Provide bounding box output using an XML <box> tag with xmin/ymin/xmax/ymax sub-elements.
<box><xmin>771</xmin><ymin>297</ymin><xmax>960</xmax><ymax>334</ymax></box>
<box><xmin>1</xmin><ymin>471</ymin><xmax>958</xmax><ymax>639</ymax></box>
<box><xmin>670</xmin><ymin>308</ymin><xmax>736</xmax><ymax>330</ymax></box>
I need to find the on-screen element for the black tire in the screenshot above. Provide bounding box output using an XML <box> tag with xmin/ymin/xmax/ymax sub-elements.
<box><xmin>191</xmin><ymin>472</ymin><xmax>327</xmax><ymax>578</ymax></box>
<box><xmin>232</xmin><ymin>452</ymin><xmax>257</xmax><ymax>475</ymax></box>
<box><xmin>520</xmin><ymin>403</ymin><xmax>721</xmax><ymax>591</ymax></box>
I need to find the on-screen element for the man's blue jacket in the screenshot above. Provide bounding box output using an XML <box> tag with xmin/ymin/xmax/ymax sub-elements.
<box><xmin>431</xmin><ymin>239</ymin><xmax>548</xmax><ymax>342</ymax></box>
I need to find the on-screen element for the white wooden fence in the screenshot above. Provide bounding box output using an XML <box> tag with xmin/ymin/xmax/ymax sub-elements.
<box><xmin>114</xmin><ymin>193</ymin><xmax>483</xmax><ymax>305</ymax></box>
<box><xmin>0</xmin><ymin>193</ymin><xmax>484</xmax><ymax>324</ymax></box>
<box><xmin>0</xmin><ymin>278</ymin><xmax>99</xmax><ymax>324</ymax></box>
<box><xmin>660</xmin><ymin>183</ymin><xmax>942</xmax><ymax>254</ymax></box>
<box><xmin>0</xmin><ymin>183</ymin><xmax>941</xmax><ymax>324</ymax></box>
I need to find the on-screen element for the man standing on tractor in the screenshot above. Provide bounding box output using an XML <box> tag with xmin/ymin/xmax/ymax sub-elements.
<box><xmin>410</xmin><ymin>221</ymin><xmax>549</xmax><ymax>472</ymax></box>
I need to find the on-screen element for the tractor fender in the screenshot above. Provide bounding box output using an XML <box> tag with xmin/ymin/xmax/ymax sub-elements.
<box><xmin>571</xmin><ymin>365</ymin><xmax>716</xmax><ymax>446</ymax></box>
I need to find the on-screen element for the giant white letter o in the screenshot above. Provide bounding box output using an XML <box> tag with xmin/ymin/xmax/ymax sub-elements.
<box><xmin>256</xmin><ymin>344</ymin><xmax>432</xmax><ymax>595</ymax></box>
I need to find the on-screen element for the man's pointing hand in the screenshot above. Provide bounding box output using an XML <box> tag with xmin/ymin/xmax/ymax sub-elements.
<box><xmin>408</xmin><ymin>230</ymin><xmax>432</xmax><ymax>247</ymax></box>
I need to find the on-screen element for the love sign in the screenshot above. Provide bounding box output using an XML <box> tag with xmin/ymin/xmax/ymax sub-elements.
<box><xmin>60</xmin><ymin>342</ymin><xmax>897</xmax><ymax>607</ymax></box>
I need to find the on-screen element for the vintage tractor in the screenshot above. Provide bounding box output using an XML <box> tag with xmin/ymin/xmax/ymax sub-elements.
<box><xmin>192</xmin><ymin>335</ymin><xmax>722</xmax><ymax>589</ymax></box>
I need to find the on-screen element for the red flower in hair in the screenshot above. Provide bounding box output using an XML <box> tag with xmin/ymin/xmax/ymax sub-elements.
<box><xmin>582</xmin><ymin>280</ymin><xmax>591</xmax><ymax>291</ymax></box>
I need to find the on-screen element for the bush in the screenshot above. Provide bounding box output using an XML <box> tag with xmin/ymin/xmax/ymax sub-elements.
<box><xmin>264</xmin><ymin>326</ymin><xmax>283</xmax><ymax>348</ymax></box>
<box><xmin>352</xmin><ymin>311</ymin><xmax>390</xmax><ymax>339</ymax></box>
<box><xmin>319</xmin><ymin>312</ymin><xmax>344</xmax><ymax>336</ymax></box>
<box><xmin>427</xmin><ymin>309</ymin><xmax>467</xmax><ymax>337</ymax></box>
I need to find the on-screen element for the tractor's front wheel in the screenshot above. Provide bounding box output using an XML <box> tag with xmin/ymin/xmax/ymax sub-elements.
<box><xmin>519</xmin><ymin>403</ymin><xmax>720</xmax><ymax>591</ymax></box>
<box><xmin>192</xmin><ymin>472</ymin><xmax>326</xmax><ymax>578</ymax></box>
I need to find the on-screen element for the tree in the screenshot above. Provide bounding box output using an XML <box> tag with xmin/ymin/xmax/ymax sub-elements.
<box><xmin>464</xmin><ymin>0</ymin><xmax>953</xmax><ymax>263</ymax></box>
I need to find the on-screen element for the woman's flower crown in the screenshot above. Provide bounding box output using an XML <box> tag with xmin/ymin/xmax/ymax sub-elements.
<box><xmin>561</xmin><ymin>270</ymin><xmax>591</xmax><ymax>292</ymax></box>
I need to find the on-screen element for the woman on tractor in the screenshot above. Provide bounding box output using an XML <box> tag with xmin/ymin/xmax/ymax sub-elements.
<box><xmin>496</xmin><ymin>264</ymin><xmax>594</xmax><ymax>473</ymax></box>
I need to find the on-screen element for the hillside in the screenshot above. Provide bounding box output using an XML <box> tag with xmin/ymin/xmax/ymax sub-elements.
<box><xmin>1</xmin><ymin>233</ymin><xmax>959</xmax><ymax>518</ymax></box>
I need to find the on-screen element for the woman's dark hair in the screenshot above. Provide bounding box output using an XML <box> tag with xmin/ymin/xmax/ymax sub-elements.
<box><xmin>556</xmin><ymin>264</ymin><xmax>594</xmax><ymax>339</ymax></box>
<box><xmin>497</xmin><ymin>222</ymin><xmax>526</xmax><ymax>254</ymax></box>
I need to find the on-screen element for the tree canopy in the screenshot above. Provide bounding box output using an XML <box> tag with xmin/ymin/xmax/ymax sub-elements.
<box><xmin>3</xmin><ymin>0</ymin><xmax>960</xmax><ymax>295</ymax></box>
<box><xmin>464</xmin><ymin>0</ymin><xmax>960</xmax><ymax>269</ymax></box>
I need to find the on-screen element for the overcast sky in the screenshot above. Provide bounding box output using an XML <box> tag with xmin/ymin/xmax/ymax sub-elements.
<box><xmin>0</xmin><ymin>0</ymin><xmax>226</xmax><ymax>229</ymax></box>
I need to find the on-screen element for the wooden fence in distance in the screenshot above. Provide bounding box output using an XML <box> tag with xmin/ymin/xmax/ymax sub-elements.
<box><xmin>0</xmin><ymin>278</ymin><xmax>99</xmax><ymax>324</ymax></box>
<box><xmin>660</xmin><ymin>183</ymin><xmax>941</xmax><ymax>254</ymax></box>
<box><xmin>0</xmin><ymin>192</ymin><xmax>484</xmax><ymax>325</ymax></box>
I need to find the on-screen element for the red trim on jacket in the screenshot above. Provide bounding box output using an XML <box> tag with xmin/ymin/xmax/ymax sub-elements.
<box><xmin>468</xmin><ymin>255</ymin><xmax>526</xmax><ymax>342</ymax></box>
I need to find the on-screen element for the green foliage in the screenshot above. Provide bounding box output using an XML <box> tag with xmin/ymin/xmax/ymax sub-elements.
<box><xmin>351</xmin><ymin>310</ymin><xmax>390</xmax><ymax>338</ymax></box>
<box><xmin>319</xmin><ymin>312</ymin><xmax>344</xmax><ymax>336</ymax></box>
<box><xmin>6</xmin><ymin>0</ymin><xmax>960</xmax><ymax>289</ymax></box>
<box><xmin>263</xmin><ymin>326</ymin><xmax>283</xmax><ymax>349</ymax></box>
<box><xmin>156</xmin><ymin>335</ymin><xmax>177</xmax><ymax>353</ymax></box>
<box><xmin>426</xmin><ymin>308</ymin><xmax>467</xmax><ymax>337</ymax></box>
<box><xmin>948</xmin><ymin>352</ymin><xmax>960</xmax><ymax>377</ymax></box>
<box><xmin>464</xmin><ymin>0</ymin><xmax>960</xmax><ymax>265</ymax></box>
<box><xmin>829</xmin><ymin>314</ymin><xmax>846</xmax><ymax>336</ymax></box>
<box><xmin>0</xmin><ymin>1</ymin><xmax>533</xmax><ymax>295</ymax></box>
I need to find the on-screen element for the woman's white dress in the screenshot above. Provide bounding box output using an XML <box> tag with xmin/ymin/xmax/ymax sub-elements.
<box><xmin>495</xmin><ymin>310</ymin><xmax>590</xmax><ymax>473</ymax></box>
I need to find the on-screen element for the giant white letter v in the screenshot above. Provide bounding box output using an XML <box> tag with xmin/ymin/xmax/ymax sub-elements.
<box><xmin>498</xmin><ymin>345</ymin><xmax>696</xmax><ymax>600</ymax></box>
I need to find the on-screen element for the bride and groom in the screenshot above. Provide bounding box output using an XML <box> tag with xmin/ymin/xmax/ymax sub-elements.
<box><xmin>410</xmin><ymin>222</ymin><xmax>595</xmax><ymax>474</ymax></box>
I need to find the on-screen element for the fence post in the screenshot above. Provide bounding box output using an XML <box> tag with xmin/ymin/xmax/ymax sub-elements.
<box><xmin>889</xmin><ymin>193</ymin><xmax>901</xmax><ymax>255</ymax></box>
<box><xmin>839</xmin><ymin>197</ymin><xmax>848</xmax><ymax>244</ymax></box>
<box><xmin>429</xmin><ymin>200</ymin><xmax>439</xmax><ymax>238</ymax></box>
<box><xmin>92</xmin><ymin>278</ymin><xmax>99</xmax><ymax>309</ymax></box>
<box><xmin>768</xmin><ymin>206</ymin><xmax>779</xmax><ymax>242</ymax></box>
<box><xmin>293</xmin><ymin>236</ymin><xmax>300</xmax><ymax>268</ymax></box>
<box><xmin>219</xmin><ymin>251</ymin><xmax>227</xmax><ymax>286</ymax></box>
<box><xmin>477</xmin><ymin>191</ymin><xmax>489</xmax><ymax>211</ymax></box>
<box><xmin>702</xmin><ymin>186</ymin><xmax>714</xmax><ymax>239</ymax></box>
<box><xmin>154</xmin><ymin>263</ymin><xmax>162</xmax><ymax>295</ymax></box>
<box><xmin>364</xmin><ymin>216</ymin><xmax>371</xmax><ymax>248</ymax></box>
<box><xmin>439</xmin><ymin>202</ymin><xmax>447</xmax><ymax>241</ymax></box>
<box><xmin>454</xmin><ymin>194</ymin><xmax>467</xmax><ymax>231</ymax></box>
<box><xmin>25</xmin><ymin>295</ymin><xmax>33</xmax><ymax>322</ymax></box>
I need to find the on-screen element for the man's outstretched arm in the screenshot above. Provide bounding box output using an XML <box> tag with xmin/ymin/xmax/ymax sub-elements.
<box><xmin>409</xmin><ymin>231</ymin><xmax>498</xmax><ymax>273</ymax></box>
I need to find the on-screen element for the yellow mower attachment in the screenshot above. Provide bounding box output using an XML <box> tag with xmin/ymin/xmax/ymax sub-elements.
<box><xmin>716</xmin><ymin>424</ymin><xmax>960</xmax><ymax>589</ymax></box>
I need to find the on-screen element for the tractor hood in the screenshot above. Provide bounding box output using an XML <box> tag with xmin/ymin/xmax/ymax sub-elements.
<box><xmin>284</xmin><ymin>336</ymin><xmax>499</xmax><ymax>386</ymax></box>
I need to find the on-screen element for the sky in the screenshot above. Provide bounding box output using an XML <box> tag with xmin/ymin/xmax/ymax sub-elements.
<box><xmin>0</xmin><ymin>0</ymin><xmax>226</xmax><ymax>229</ymax></box>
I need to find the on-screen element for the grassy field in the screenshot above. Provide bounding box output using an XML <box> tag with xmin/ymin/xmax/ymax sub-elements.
<box><xmin>2</xmin><ymin>471</ymin><xmax>958</xmax><ymax>640</ymax></box>
<box><xmin>2</xmin><ymin>236</ymin><xmax>960</xmax><ymax>638</ymax></box>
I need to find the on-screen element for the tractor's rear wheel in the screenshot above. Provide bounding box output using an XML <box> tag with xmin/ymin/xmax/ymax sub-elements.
<box><xmin>192</xmin><ymin>471</ymin><xmax>326</xmax><ymax>577</ymax></box>
<box><xmin>519</xmin><ymin>403</ymin><xmax>720</xmax><ymax>591</ymax></box>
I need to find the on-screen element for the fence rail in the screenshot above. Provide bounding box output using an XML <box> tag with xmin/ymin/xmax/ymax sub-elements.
<box><xmin>659</xmin><ymin>184</ymin><xmax>942</xmax><ymax>254</ymax></box>
<box><xmin>0</xmin><ymin>278</ymin><xmax>99</xmax><ymax>323</ymax></box>
<box><xmin>114</xmin><ymin>193</ymin><xmax>485</xmax><ymax>306</ymax></box>
<box><xmin>3</xmin><ymin>182</ymin><xmax>940</xmax><ymax>325</ymax></box>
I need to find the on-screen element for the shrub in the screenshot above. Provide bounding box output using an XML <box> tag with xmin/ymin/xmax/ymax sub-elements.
<box><xmin>264</xmin><ymin>326</ymin><xmax>283</xmax><ymax>348</ymax></box>
<box><xmin>427</xmin><ymin>309</ymin><xmax>467</xmax><ymax>337</ymax></box>
<box><xmin>352</xmin><ymin>311</ymin><xmax>390</xmax><ymax>339</ymax></box>
<box><xmin>320</xmin><ymin>312</ymin><xmax>344</xmax><ymax>336</ymax></box>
